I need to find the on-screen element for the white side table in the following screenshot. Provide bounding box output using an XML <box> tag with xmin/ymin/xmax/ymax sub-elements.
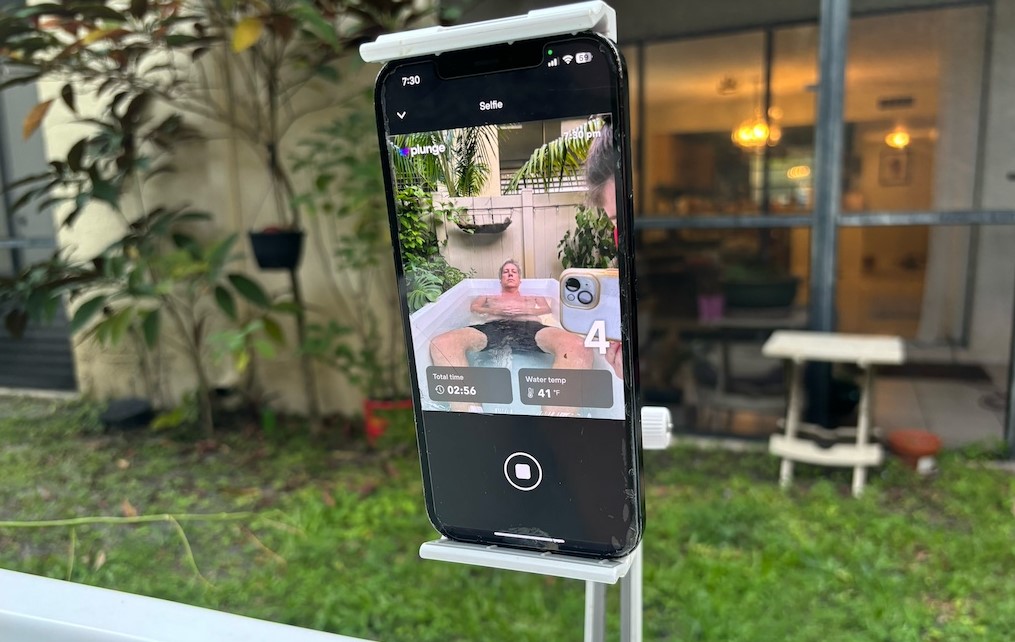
<box><xmin>762</xmin><ymin>331</ymin><xmax>906</xmax><ymax>497</ymax></box>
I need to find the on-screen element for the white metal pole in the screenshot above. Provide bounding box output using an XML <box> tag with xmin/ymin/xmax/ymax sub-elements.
<box><xmin>584</xmin><ymin>581</ymin><xmax>607</xmax><ymax>642</ymax></box>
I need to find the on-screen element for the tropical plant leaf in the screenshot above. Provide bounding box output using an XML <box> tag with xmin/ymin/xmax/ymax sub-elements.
<box><xmin>67</xmin><ymin>138</ymin><xmax>87</xmax><ymax>172</ymax></box>
<box><xmin>507</xmin><ymin>118</ymin><xmax>603</xmax><ymax>193</ymax></box>
<box><xmin>171</xmin><ymin>232</ymin><xmax>201</xmax><ymax>259</ymax></box>
<box><xmin>262</xmin><ymin>316</ymin><xmax>284</xmax><ymax>345</ymax></box>
<box><xmin>291</xmin><ymin>0</ymin><xmax>341</xmax><ymax>50</ymax></box>
<box><xmin>23</xmin><ymin>99</ymin><xmax>53</xmax><ymax>140</ymax></box>
<box><xmin>0</xmin><ymin>72</ymin><xmax>41</xmax><ymax>92</ymax></box>
<box><xmin>207</xmin><ymin>234</ymin><xmax>238</xmax><ymax>273</ymax></box>
<box><xmin>252</xmin><ymin>338</ymin><xmax>275</xmax><ymax>359</ymax></box>
<box><xmin>272</xmin><ymin>301</ymin><xmax>302</xmax><ymax>315</ymax></box>
<box><xmin>141</xmin><ymin>308</ymin><xmax>160</xmax><ymax>347</ymax></box>
<box><xmin>227</xmin><ymin>273</ymin><xmax>270</xmax><ymax>308</ymax></box>
<box><xmin>107</xmin><ymin>307</ymin><xmax>135</xmax><ymax>345</ymax></box>
<box><xmin>60</xmin><ymin>84</ymin><xmax>76</xmax><ymax>113</ymax></box>
<box><xmin>232</xmin><ymin>17</ymin><xmax>264</xmax><ymax>52</ymax></box>
<box><xmin>89</xmin><ymin>175</ymin><xmax>120</xmax><ymax>209</ymax></box>
<box><xmin>214</xmin><ymin>285</ymin><xmax>237</xmax><ymax>320</ymax></box>
<box><xmin>81</xmin><ymin>27</ymin><xmax>121</xmax><ymax>46</ymax></box>
<box><xmin>70</xmin><ymin>295</ymin><xmax>107</xmax><ymax>334</ymax></box>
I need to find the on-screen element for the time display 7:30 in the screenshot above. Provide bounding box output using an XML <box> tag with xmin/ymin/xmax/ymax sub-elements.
<box><xmin>402</xmin><ymin>75</ymin><xmax>421</xmax><ymax>86</ymax></box>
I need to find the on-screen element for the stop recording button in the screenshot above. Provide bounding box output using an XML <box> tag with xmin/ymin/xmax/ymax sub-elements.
<box><xmin>503</xmin><ymin>452</ymin><xmax>543</xmax><ymax>491</ymax></box>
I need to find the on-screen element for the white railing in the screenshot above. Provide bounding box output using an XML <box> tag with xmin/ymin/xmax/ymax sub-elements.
<box><xmin>0</xmin><ymin>569</ymin><xmax>374</xmax><ymax>642</ymax></box>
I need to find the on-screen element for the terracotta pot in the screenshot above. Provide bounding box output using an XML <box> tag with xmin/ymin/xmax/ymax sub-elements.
<box><xmin>887</xmin><ymin>429</ymin><xmax>942</xmax><ymax>471</ymax></box>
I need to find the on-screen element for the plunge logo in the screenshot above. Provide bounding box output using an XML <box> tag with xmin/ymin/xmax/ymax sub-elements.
<box><xmin>398</xmin><ymin>143</ymin><xmax>447</xmax><ymax>157</ymax></box>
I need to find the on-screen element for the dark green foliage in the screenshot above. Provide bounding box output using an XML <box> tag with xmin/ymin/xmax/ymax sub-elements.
<box><xmin>558</xmin><ymin>205</ymin><xmax>617</xmax><ymax>269</ymax></box>
<box><xmin>393</xmin><ymin>185</ymin><xmax>472</xmax><ymax>312</ymax></box>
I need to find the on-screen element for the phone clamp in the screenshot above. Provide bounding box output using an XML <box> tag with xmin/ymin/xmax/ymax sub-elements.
<box><xmin>359</xmin><ymin>1</ymin><xmax>617</xmax><ymax>64</ymax></box>
<box><xmin>419</xmin><ymin>539</ymin><xmax>642</xmax><ymax>642</ymax></box>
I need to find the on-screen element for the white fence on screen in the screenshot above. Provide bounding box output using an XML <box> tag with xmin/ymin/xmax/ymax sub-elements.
<box><xmin>438</xmin><ymin>189</ymin><xmax>588</xmax><ymax>280</ymax></box>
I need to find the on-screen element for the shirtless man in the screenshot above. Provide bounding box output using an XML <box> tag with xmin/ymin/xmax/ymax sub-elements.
<box><xmin>429</xmin><ymin>259</ymin><xmax>593</xmax><ymax>413</ymax></box>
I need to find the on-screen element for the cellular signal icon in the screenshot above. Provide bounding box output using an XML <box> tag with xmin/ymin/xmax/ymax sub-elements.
<box><xmin>562</xmin><ymin>54</ymin><xmax>574</xmax><ymax>64</ymax></box>
<box><xmin>547</xmin><ymin>58</ymin><xmax>559</xmax><ymax>67</ymax></box>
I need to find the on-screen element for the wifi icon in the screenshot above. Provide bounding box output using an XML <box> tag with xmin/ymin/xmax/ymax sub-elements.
<box><xmin>562</xmin><ymin>55</ymin><xmax>574</xmax><ymax>64</ymax></box>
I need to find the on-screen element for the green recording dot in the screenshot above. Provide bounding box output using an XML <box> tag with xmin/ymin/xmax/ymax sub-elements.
<box><xmin>547</xmin><ymin>49</ymin><xmax>553</xmax><ymax>55</ymax></box>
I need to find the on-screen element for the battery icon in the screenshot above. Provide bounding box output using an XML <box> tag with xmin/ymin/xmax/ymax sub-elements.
<box><xmin>576</xmin><ymin>52</ymin><xmax>593</xmax><ymax>64</ymax></box>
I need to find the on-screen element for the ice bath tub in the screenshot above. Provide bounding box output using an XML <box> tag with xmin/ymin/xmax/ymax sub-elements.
<box><xmin>409</xmin><ymin>278</ymin><xmax>624</xmax><ymax>418</ymax></box>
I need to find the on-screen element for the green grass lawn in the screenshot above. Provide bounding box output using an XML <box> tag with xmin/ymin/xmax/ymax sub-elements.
<box><xmin>1</xmin><ymin>396</ymin><xmax>1013</xmax><ymax>641</ymax></box>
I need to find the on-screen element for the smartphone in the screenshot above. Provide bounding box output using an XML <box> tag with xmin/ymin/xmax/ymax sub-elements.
<box><xmin>374</xmin><ymin>32</ymin><xmax>642</xmax><ymax>558</ymax></box>
<box><xmin>560</xmin><ymin>268</ymin><xmax>622</xmax><ymax>342</ymax></box>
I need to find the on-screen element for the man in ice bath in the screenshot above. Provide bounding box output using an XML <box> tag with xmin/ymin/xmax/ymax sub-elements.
<box><xmin>429</xmin><ymin>259</ymin><xmax>593</xmax><ymax>413</ymax></box>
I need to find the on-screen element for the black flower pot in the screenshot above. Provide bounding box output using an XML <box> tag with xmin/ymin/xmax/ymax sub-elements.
<box><xmin>249</xmin><ymin>230</ymin><xmax>304</xmax><ymax>270</ymax></box>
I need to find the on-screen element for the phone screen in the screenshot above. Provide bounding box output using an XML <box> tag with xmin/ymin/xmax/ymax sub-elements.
<box><xmin>376</xmin><ymin>34</ymin><xmax>641</xmax><ymax>557</ymax></box>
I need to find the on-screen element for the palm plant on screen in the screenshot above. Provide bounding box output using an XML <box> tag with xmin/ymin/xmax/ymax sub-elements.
<box><xmin>507</xmin><ymin>118</ymin><xmax>604</xmax><ymax>193</ymax></box>
<box><xmin>390</xmin><ymin>126</ymin><xmax>498</xmax><ymax>197</ymax></box>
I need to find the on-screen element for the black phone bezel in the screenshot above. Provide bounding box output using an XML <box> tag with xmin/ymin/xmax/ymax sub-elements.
<box><xmin>373</xmin><ymin>32</ymin><xmax>643</xmax><ymax>559</ymax></box>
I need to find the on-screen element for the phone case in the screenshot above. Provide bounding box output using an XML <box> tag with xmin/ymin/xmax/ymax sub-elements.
<box><xmin>559</xmin><ymin>268</ymin><xmax>622</xmax><ymax>341</ymax></box>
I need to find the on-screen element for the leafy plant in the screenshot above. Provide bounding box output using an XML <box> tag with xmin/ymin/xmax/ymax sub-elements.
<box><xmin>67</xmin><ymin>214</ymin><xmax>282</xmax><ymax>436</ymax></box>
<box><xmin>394</xmin><ymin>185</ymin><xmax>469</xmax><ymax>262</ymax></box>
<box><xmin>404</xmin><ymin>262</ymin><xmax>442</xmax><ymax>313</ymax></box>
<box><xmin>0</xmin><ymin>80</ymin><xmax>283</xmax><ymax>435</ymax></box>
<box><xmin>507</xmin><ymin>118</ymin><xmax>603</xmax><ymax>193</ymax></box>
<box><xmin>558</xmin><ymin>205</ymin><xmax>616</xmax><ymax>269</ymax></box>
<box><xmin>209</xmin><ymin>318</ymin><xmax>285</xmax><ymax>376</ymax></box>
<box><xmin>0</xmin><ymin>0</ymin><xmax>439</xmax><ymax>434</ymax></box>
<box><xmin>7</xmin><ymin>103</ymin><xmax>195</xmax><ymax>228</ymax></box>
<box><xmin>0</xmin><ymin>253</ymin><xmax>98</xmax><ymax>338</ymax></box>
<box><xmin>392</xmin><ymin>185</ymin><xmax>472</xmax><ymax>313</ymax></box>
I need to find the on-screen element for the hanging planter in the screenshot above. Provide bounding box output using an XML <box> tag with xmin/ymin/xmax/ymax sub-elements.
<box><xmin>249</xmin><ymin>228</ymin><xmax>304</xmax><ymax>270</ymax></box>
<box><xmin>455</xmin><ymin>208</ymin><xmax>512</xmax><ymax>234</ymax></box>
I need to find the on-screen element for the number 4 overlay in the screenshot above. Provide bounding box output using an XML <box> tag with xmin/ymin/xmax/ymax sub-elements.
<box><xmin>583</xmin><ymin>320</ymin><xmax>609</xmax><ymax>355</ymax></box>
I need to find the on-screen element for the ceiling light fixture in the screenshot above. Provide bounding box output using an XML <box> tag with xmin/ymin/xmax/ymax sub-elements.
<box><xmin>885</xmin><ymin>126</ymin><xmax>911</xmax><ymax>149</ymax></box>
<box><xmin>732</xmin><ymin>78</ymin><xmax>781</xmax><ymax>151</ymax></box>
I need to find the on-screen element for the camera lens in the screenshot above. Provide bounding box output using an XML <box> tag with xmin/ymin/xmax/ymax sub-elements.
<box><xmin>578</xmin><ymin>291</ymin><xmax>594</xmax><ymax>304</ymax></box>
<box><xmin>565</xmin><ymin>278</ymin><xmax>581</xmax><ymax>292</ymax></box>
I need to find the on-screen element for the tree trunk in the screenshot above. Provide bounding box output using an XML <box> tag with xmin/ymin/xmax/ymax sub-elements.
<box><xmin>288</xmin><ymin>267</ymin><xmax>323</xmax><ymax>435</ymax></box>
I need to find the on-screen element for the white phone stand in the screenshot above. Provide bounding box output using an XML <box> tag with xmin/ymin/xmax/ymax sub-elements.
<box><xmin>359</xmin><ymin>1</ymin><xmax>616</xmax><ymax>64</ymax></box>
